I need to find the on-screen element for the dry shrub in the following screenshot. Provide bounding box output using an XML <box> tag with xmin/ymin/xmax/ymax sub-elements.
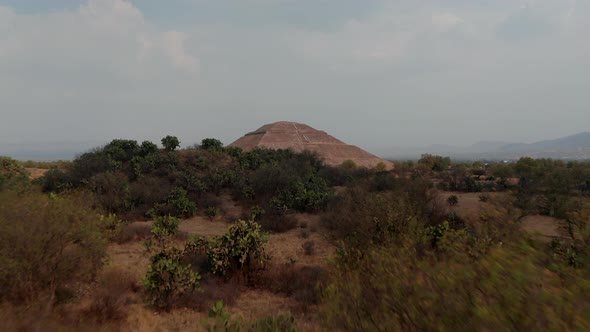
<box><xmin>199</xmin><ymin>194</ymin><xmax>222</xmax><ymax>210</ymax></box>
<box><xmin>128</xmin><ymin>176</ymin><xmax>171</xmax><ymax>218</ymax></box>
<box><xmin>300</xmin><ymin>229</ymin><xmax>310</xmax><ymax>239</ymax></box>
<box><xmin>175</xmin><ymin>230</ymin><xmax>190</xmax><ymax>241</ymax></box>
<box><xmin>302</xmin><ymin>240</ymin><xmax>315</xmax><ymax>256</ymax></box>
<box><xmin>256</xmin><ymin>264</ymin><xmax>326</xmax><ymax>309</ymax></box>
<box><xmin>86</xmin><ymin>268</ymin><xmax>138</xmax><ymax>322</ymax></box>
<box><xmin>114</xmin><ymin>222</ymin><xmax>152</xmax><ymax>243</ymax></box>
<box><xmin>259</xmin><ymin>213</ymin><xmax>298</xmax><ymax>233</ymax></box>
<box><xmin>0</xmin><ymin>190</ymin><xmax>107</xmax><ymax>304</ymax></box>
<box><xmin>178</xmin><ymin>276</ymin><xmax>241</xmax><ymax>311</ymax></box>
<box><xmin>0</xmin><ymin>300</ymin><xmax>115</xmax><ymax>332</ymax></box>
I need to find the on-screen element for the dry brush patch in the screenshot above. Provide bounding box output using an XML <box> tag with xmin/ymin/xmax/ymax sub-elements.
<box><xmin>85</xmin><ymin>268</ymin><xmax>140</xmax><ymax>323</ymax></box>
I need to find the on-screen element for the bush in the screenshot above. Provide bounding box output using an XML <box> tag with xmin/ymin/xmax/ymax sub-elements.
<box><xmin>303</xmin><ymin>240</ymin><xmax>315</xmax><ymax>255</ymax></box>
<box><xmin>259</xmin><ymin>213</ymin><xmax>298</xmax><ymax>233</ymax></box>
<box><xmin>35</xmin><ymin>168</ymin><xmax>70</xmax><ymax>192</ymax></box>
<box><xmin>141</xmin><ymin>247</ymin><xmax>201</xmax><ymax>309</ymax></box>
<box><xmin>87</xmin><ymin>171</ymin><xmax>131</xmax><ymax>213</ymax></box>
<box><xmin>447</xmin><ymin>195</ymin><xmax>459</xmax><ymax>206</ymax></box>
<box><xmin>205</xmin><ymin>207</ymin><xmax>219</xmax><ymax>221</ymax></box>
<box><xmin>114</xmin><ymin>222</ymin><xmax>152</xmax><ymax>244</ymax></box>
<box><xmin>0</xmin><ymin>190</ymin><xmax>107</xmax><ymax>304</ymax></box>
<box><xmin>87</xmin><ymin>269</ymin><xmax>137</xmax><ymax>322</ymax></box>
<box><xmin>149</xmin><ymin>187</ymin><xmax>197</xmax><ymax>218</ymax></box>
<box><xmin>255</xmin><ymin>264</ymin><xmax>326</xmax><ymax>308</ymax></box>
<box><xmin>185</xmin><ymin>220</ymin><xmax>269</xmax><ymax>280</ymax></box>
<box><xmin>0</xmin><ymin>156</ymin><xmax>30</xmax><ymax>190</ymax></box>
<box><xmin>478</xmin><ymin>193</ymin><xmax>490</xmax><ymax>202</ymax></box>
<box><xmin>178</xmin><ymin>276</ymin><xmax>241</xmax><ymax>311</ymax></box>
<box><xmin>321</xmin><ymin>187</ymin><xmax>427</xmax><ymax>251</ymax></box>
<box><xmin>250</xmin><ymin>205</ymin><xmax>266</xmax><ymax>221</ymax></box>
<box><xmin>151</xmin><ymin>215</ymin><xmax>181</xmax><ymax>243</ymax></box>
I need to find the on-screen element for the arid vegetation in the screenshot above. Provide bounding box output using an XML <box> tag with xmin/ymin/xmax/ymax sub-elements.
<box><xmin>1</xmin><ymin>142</ymin><xmax>590</xmax><ymax>331</ymax></box>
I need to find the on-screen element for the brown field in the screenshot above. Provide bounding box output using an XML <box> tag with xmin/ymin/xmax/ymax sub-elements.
<box><xmin>97</xmin><ymin>195</ymin><xmax>332</xmax><ymax>331</ymax></box>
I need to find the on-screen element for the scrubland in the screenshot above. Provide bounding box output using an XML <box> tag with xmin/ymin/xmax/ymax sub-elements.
<box><xmin>1</xmin><ymin>146</ymin><xmax>589</xmax><ymax>331</ymax></box>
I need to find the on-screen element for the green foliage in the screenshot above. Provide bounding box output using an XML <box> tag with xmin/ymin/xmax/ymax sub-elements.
<box><xmin>201</xmin><ymin>138</ymin><xmax>224</xmax><ymax>152</ymax></box>
<box><xmin>270</xmin><ymin>175</ymin><xmax>332</xmax><ymax>213</ymax></box>
<box><xmin>35</xmin><ymin>168</ymin><xmax>70</xmax><ymax>192</ymax></box>
<box><xmin>150</xmin><ymin>215</ymin><xmax>181</xmax><ymax>243</ymax></box>
<box><xmin>186</xmin><ymin>220</ymin><xmax>269</xmax><ymax>278</ymax></box>
<box><xmin>102</xmin><ymin>139</ymin><xmax>140</xmax><ymax>163</ymax></box>
<box><xmin>0</xmin><ymin>156</ymin><xmax>30</xmax><ymax>190</ymax></box>
<box><xmin>149</xmin><ymin>187</ymin><xmax>197</xmax><ymax>218</ymax></box>
<box><xmin>205</xmin><ymin>207</ymin><xmax>219</xmax><ymax>220</ymax></box>
<box><xmin>419</xmin><ymin>154</ymin><xmax>451</xmax><ymax>172</ymax></box>
<box><xmin>250</xmin><ymin>205</ymin><xmax>266</xmax><ymax>221</ymax></box>
<box><xmin>139</xmin><ymin>140</ymin><xmax>159</xmax><ymax>156</ymax></box>
<box><xmin>427</xmin><ymin>221</ymin><xmax>450</xmax><ymax>247</ymax></box>
<box><xmin>68</xmin><ymin>150</ymin><xmax>117</xmax><ymax>185</ymax></box>
<box><xmin>161</xmin><ymin>135</ymin><xmax>180</xmax><ymax>151</ymax></box>
<box><xmin>141</xmin><ymin>247</ymin><xmax>201</xmax><ymax>309</ymax></box>
<box><xmin>0</xmin><ymin>190</ymin><xmax>107</xmax><ymax>303</ymax></box>
<box><xmin>99</xmin><ymin>213</ymin><xmax>126</xmax><ymax>241</ymax></box>
<box><xmin>447</xmin><ymin>194</ymin><xmax>459</xmax><ymax>206</ymax></box>
<box><xmin>87</xmin><ymin>171</ymin><xmax>131</xmax><ymax>213</ymax></box>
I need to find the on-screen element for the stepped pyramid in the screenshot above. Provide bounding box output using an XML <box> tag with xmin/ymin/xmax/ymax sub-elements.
<box><xmin>229</xmin><ymin>121</ymin><xmax>394</xmax><ymax>170</ymax></box>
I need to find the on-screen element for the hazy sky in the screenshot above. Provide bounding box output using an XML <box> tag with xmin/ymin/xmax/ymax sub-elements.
<box><xmin>1</xmin><ymin>0</ymin><xmax>588</xmax><ymax>157</ymax></box>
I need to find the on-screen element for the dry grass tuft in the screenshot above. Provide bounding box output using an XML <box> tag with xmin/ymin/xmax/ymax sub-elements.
<box><xmin>115</xmin><ymin>222</ymin><xmax>152</xmax><ymax>244</ymax></box>
<box><xmin>178</xmin><ymin>276</ymin><xmax>242</xmax><ymax>311</ymax></box>
<box><xmin>86</xmin><ymin>268</ymin><xmax>138</xmax><ymax>322</ymax></box>
<box><xmin>254</xmin><ymin>264</ymin><xmax>326</xmax><ymax>311</ymax></box>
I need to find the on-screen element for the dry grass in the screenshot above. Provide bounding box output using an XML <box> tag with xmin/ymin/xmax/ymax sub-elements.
<box><xmin>520</xmin><ymin>215</ymin><xmax>566</xmax><ymax>242</ymax></box>
<box><xmin>178</xmin><ymin>215</ymin><xmax>231</xmax><ymax>237</ymax></box>
<box><xmin>25</xmin><ymin>167</ymin><xmax>49</xmax><ymax>179</ymax></box>
<box><xmin>266</xmin><ymin>214</ymin><xmax>334</xmax><ymax>266</ymax></box>
<box><xmin>85</xmin><ymin>268</ymin><xmax>139</xmax><ymax>322</ymax></box>
<box><xmin>115</xmin><ymin>222</ymin><xmax>152</xmax><ymax>244</ymax></box>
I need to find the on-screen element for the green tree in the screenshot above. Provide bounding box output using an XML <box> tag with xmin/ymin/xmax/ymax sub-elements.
<box><xmin>139</xmin><ymin>140</ymin><xmax>159</xmax><ymax>156</ymax></box>
<box><xmin>419</xmin><ymin>154</ymin><xmax>451</xmax><ymax>172</ymax></box>
<box><xmin>161</xmin><ymin>135</ymin><xmax>180</xmax><ymax>151</ymax></box>
<box><xmin>201</xmin><ymin>138</ymin><xmax>224</xmax><ymax>152</ymax></box>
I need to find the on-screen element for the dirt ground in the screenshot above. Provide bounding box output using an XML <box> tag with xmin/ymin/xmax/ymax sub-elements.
<box><xmin>25</xmin><ymin>168</ymin><xmax>48</xmax><ymax>179</ymax></box>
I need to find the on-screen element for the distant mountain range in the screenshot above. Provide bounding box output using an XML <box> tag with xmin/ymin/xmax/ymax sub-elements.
<box><xmin>381</xmin><ymin>132</ymin><xmax>590</xmax><ymax>161</ymax></box>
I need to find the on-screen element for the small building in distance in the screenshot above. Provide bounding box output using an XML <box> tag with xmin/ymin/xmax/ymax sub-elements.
<box><xmin>229</xmin><ymin>121</ymin><xmax>394</xmax><ymax>170</ymax></box>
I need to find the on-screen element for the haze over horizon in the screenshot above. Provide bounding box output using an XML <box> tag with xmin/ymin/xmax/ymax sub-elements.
<box><xmin>1</xmin><ymin>0</ymin><xmax>588</xmax><ymax>159</ymax></box>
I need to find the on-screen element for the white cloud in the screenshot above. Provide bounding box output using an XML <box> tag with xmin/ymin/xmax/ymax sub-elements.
<box><xmin>431</xmin><ymin>12</ymin><xmax>463</xmax><ymax>31</ymax></box>
<box><xmin>1</xmin><ymin>0</ymin><xmax>589</xmax><ymax>151</ymax></box>
<box><xmin>0</xmin><ymin>0</ymin><xmax>199</xmax><ymax>76</ymax></box>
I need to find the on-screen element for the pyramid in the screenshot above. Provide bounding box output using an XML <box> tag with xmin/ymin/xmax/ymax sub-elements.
<box><xmin>229</xmin><ymin>121</ymin><xmax>394</xmax><ymax>170</ymax></box>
